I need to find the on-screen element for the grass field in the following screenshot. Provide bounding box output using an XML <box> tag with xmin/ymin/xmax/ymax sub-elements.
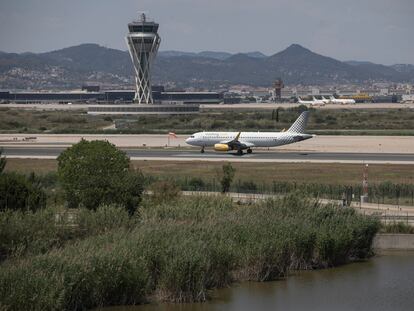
<box><xmin>0</xmin><ymin>108</ymin><xmax>111</xmax><ymax>133</ymax></box>
<box><xmin>5</xmin><ymin>158</ymin><xmax>414</xmax><ymax>185</ymax></box>
<box><xmin>1</xmin><ymin>106</ymin><xmax>414</xmax><ymax>134</ymax></box>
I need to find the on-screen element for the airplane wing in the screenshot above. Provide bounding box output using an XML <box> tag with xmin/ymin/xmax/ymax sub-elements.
<box><xmin>224</xmin><ymin>140</ymin><xmax>255</xmax><ymax>149</ymax></box>
<box><xmin>219</xmin><ymin>132</ymin><xmax>255</xmax><ymax>149</ymax></box>
<box><xmin>238</xmin><ymin>140</ymin><xmax>255</xmax><ymax>147</ymax></box>
<box><xmin>219</xmin><ymin>132</ymin><xmax>241</xmax><ymax>145</ymax></box>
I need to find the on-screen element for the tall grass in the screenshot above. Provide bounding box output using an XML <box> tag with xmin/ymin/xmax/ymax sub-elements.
<box><xmin>0</xmin><ymin>205</ymin><xmax>134</xmax><ymax>261</ymax></box>
<box><xmin>0</xmin><ymin>195</ymin><xmax>380</xmax><ymax>310</ymax></box>
<box><xmin>381</xmin><ymin>222</ymin><xmax>414</xmax><ymax>234</ymax></box>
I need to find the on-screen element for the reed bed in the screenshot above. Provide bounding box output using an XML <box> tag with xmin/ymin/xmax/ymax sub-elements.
<box><xmin>0</xmin><ymin>194</ymin><xmax>380</xmax><ymax>310</ymax></box>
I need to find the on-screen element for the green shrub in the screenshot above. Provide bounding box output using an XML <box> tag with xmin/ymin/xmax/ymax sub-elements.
<box><xmin>147</xmin><ymin>180</ymin><xmax>181</xmax><ymax>205</ymax></box>
<box><xmin>187</xmin><ymin>177</ymin><xmax>205</xmax><ymax>191</ymax></box>
<box><xmin>220</xmin><ymin>163</ymin><xmax>235</xmax><ymax>193</ymax></box>
<box><xmin>57</xmin><ymin>140</ymin><xmax>144</xmax><ymax>213</ymax></box>
<box><xmin>238</xmin><ymin>180</ymin><xmax>258</xmax><ymax>192</ymax></box>
<box><xmin>0</xmin><ymin>149</ymin><xmax>6</xmax><ymax>173</ymax></box>
<box><xmin>0</xmin><ymin>172</ymin><xmax>46</xmax><ymax>212</ymax></box>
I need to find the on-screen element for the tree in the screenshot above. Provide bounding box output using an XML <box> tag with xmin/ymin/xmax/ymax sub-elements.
<box><xmin>220</xmin><ymin>163</ymin><xmax>236</xmax><ymax>193</ymax></box>
<box><xmin>57</xmin><ymin>140</ymin><xmax>143</xmax><ymax>213</ymax></box>
<box><xmin>0</xmin><ymin>149</ymin><xmax>6</xmax><ymax>174</ymax></box>
<box><xmin>0</xmin><ymin>172</ymin><xmax>46</xmax><ymax>212</ymax></box>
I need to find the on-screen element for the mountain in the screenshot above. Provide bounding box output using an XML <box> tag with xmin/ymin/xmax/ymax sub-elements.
<box><xmin>198</xmin><ymin>51</ymin><xmax>233</xmax><ymax>60</ymax></box>
<box><xmin>345</xmin><ymin>60</ymin><xmax>376</xmax><ymax>66</ymax></box>
<box><xmin>158</xmin><ymin>50</ymin><xmax>262</xmax><ymax>60</ymax></box>
<box><xmin>391</xmin><ymin>64</ymin><xmax>414</xmax><ymax>75</ymax></box>
<box><xmin>263</xmin><ymin>44</ymin><xmax>360</xmax><ymax>84</ymax></box>
<box><xmin>244</xmin><ymin>51</ymin><xmax>267</xmax><ymax>59</ymax></box>
<box><xmin>0</xmin><ymin>43</ymin><xmax>413</xmax><ymax>89</ymax></box>
<box><xmin>158</xmin><ymin>50</ymin><xmax>198</xmax><ymax>58</ymax></box>
<box><xmin>42</xmin><ymin>44</ymin><xmax>132</xmax><ymax>76</ymax></box>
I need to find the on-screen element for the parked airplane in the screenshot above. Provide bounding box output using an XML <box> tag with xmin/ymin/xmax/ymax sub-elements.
<box><xmin>297</xmin><ymin>97</ymin><xmax>314</xmax><ymax>105</ymax></box>
<box><xmin>328</xmin><ymin>95</ymin><xmax>356</xmax><ymax>105</ymax></box>
<box><xmin>312</xmin><ymin>96</ymin><xmax>326</xmax><ymax>106</ymax></box>
<box><xmin>321</xmin><ymin>96</ymin><xmax>332</xmax><ymax>104</ymax></box>
<box><xmin>297</xmin><ymin>97</ymin><xmax>325</xmax><ymax>107</ymax></box>
<box><xmin>185</xmin><ymin>111</ymin><xmax>314</xmax><ymax>155</ymax></box>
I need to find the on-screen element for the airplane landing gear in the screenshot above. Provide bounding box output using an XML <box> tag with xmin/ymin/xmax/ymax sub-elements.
<box><xmin>201</xmin><ymin>147</ymin><xmax>205</xmax><ymax>153</ymax></box>
<box><xmin>237</xmin><ymin>149</ymin><xmax>244</xmax><ymax>156</ymax></box>
<box><xmin>247</xmin><ymin>148</ymin><xmax>252</xmax><ymax>154</ymax></box>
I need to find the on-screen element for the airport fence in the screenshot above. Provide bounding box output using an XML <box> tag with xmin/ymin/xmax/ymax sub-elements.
<box><xmin>169</xmin><ymin>177</ymin><xmax>414</xmax><ymax>206</ymax></box>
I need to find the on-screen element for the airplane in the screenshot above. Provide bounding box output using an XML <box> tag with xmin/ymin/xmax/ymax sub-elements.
<box><xmin>297</xmin><ymin>97</ymin><xmax>314</xmax><ymax>105</ymax></box>
<box><xmin>185</xmin><ymin>111</ymin><xmax>314</xmax><ymax>155</ymax></box>
<box><xmin>321</xmin><ymin>96</ymin><xmax>332</xmax><ymax>104</ymax></box>
<box><xmin>328</xmin><ymin>95</ymin><xmax>356</xmax><ymax>105</ymax></box>
<box><xmin>312</xmin><ymin>96</ymin><xmax>326</xmax><ymax>106</ymax></box>
<box><xmin>297</xmin><ymin>97</ymin><xmax>325</xmax><ymax>107</ymax></box>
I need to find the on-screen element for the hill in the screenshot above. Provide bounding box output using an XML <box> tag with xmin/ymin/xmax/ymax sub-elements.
<box><xmin>0</xmin><ymin>43</ymin><xmax>413</xmax><ymax>89</ymax></box>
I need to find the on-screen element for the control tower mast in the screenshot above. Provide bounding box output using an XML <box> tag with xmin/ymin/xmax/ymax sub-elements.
<box><xmin>126</xmin><ymin>13</ymin><xmax>161</xmax><ymax>104</ymax></box>
<box><xmin>273</xmin><ymin>78</ymin><xmax>284</xmax><ymax>102</ymax></box>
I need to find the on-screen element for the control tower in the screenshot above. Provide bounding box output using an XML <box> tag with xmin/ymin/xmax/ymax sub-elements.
<box><xmin>126</xmin><ymin>13</ymin><xmax>161</xmax><ymax>104</ymax></box>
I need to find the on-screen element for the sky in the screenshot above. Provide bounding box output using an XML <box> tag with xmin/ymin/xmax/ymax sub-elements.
<box><xmin>0</xmin><ymin>0</ymin><xmax>413</xmax><ymax>65</ymax></box>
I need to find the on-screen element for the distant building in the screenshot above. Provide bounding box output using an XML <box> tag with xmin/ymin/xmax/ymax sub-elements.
<box><xmin>402</xmin><ymin>94</ymin><xmax>414</xmax><ymax>102</ymax></box>
<box><xmin>273</xmin><ymin>79</ymin><xmax>284</xmax><ymax>101</ymax></box>
<box><xmin>82</xmin><ymin>85</ymin><xmax>100</xmax><ymax>92</ymax></box>
<box><xmin>0</xmin><ymin>90</ymin><xmax>222</xmax><ymax>105</ymax></box>
<box><xmin>88</xmin><ymin>104</ymin><xmax>199</xmax><ymax>115</ymax></box>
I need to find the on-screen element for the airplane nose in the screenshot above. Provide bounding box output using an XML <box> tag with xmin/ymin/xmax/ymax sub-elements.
<box><xmin>185</xmin><ymin>137</ymin><xmax>191</xmax><ymax>144</ymax></box>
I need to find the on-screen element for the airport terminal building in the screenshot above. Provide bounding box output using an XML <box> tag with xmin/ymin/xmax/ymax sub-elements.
<box><xmin>0</xmin><ymin>89</ymin><xmax>222</xmax><ymax>105</ymax></box>
<box><xmin>0</xmin><ymin>89</ymin><xmax>222</xmax><ymax>115</ymax></box>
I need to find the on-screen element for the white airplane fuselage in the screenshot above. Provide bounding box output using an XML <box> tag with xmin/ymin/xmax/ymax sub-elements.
<box><xmin>186</xmin><ymin>111</ymin><xmax>313</xmax><ymax>153</ymax></box>
<box><xmin>186</xmin><ymin>131</ymin><xmax>313</xmax><ymax>148</ymax></box>
<box><xmin>297</xmin><ymin>97</ymin><xmax>324</xmax><ymax>107</ymax></box>
<box><xmin>329</xmin><ymin>96</ymin><xmax>356</xmax><ymax>104</ymax></box>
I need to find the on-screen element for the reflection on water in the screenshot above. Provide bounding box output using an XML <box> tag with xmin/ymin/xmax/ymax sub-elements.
<box><xmin>103</xmin><ymin>251</ymin><xmax>414</xmax><ymax>311</ymax></box>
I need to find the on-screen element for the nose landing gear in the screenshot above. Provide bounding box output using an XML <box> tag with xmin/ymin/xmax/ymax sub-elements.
<box><xmin>201</xmin><ymin>147</ymin><xmax>205</xmax><ymax>153</ymax></box>
<box><xmin>247</xmin><ymin>148</ymin><xmax>253</xmax><ymax>154</ymax></box>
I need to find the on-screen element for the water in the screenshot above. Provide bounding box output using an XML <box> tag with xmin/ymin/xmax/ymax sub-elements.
<box><xmin>104</xmin><ymin>251</ymin><xmax>414</xmax><ymax>311</ymax></box>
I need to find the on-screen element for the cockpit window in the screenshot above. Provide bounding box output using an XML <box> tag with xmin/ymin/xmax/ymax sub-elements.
<box><xmin>190</xmin><ymin>135</ymin><xmax>195</xmax><ymax>138</ymax></box>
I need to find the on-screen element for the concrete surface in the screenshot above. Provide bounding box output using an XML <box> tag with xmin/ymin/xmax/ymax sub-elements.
<box><xmin>2</xmin><ymin>102</ymin><xmax>414</xmax><ymax>111</ymax></box>
<box><xmin>2</xmin><ymin>147</ymin><xmax>414</xmax><ymax>164</ymax></box>
<box><xmin>1</xmin><ymin>134</ymin><xmax>414</xmax><ymax>154</ymax></box>
<box><xmin>201</xmin><ymin>102</ymin><xmax>414</xmax><ymax>110</ymax></box>
<box><xmin>373</xmin><ymin>234</ymin><xmax>414</xmax><ymax>250</ymax></box>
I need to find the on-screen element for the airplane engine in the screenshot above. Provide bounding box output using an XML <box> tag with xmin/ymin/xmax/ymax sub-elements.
<box><xmin>214</xmin><ymin>143</ymin><xmax>231</xmax><ymax>151</ymax></box>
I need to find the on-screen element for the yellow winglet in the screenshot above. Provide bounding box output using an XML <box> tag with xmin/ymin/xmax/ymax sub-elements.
<box><xmin>235</xmin><ymin>132</ymin><xmax>241</xmax><ymax>141</ymax></box>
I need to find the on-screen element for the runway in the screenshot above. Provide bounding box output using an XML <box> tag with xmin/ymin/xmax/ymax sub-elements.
<box><xmin>2</xmin><ymin>146</ymin><xmax>414</xmax><ymax>164</ymax></box>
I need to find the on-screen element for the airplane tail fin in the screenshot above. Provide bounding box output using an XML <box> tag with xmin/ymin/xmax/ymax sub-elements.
<box><xmin>287</xmin><ymin>111</ymin><xmax>310</xmax><ymax>133</ymax></box>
